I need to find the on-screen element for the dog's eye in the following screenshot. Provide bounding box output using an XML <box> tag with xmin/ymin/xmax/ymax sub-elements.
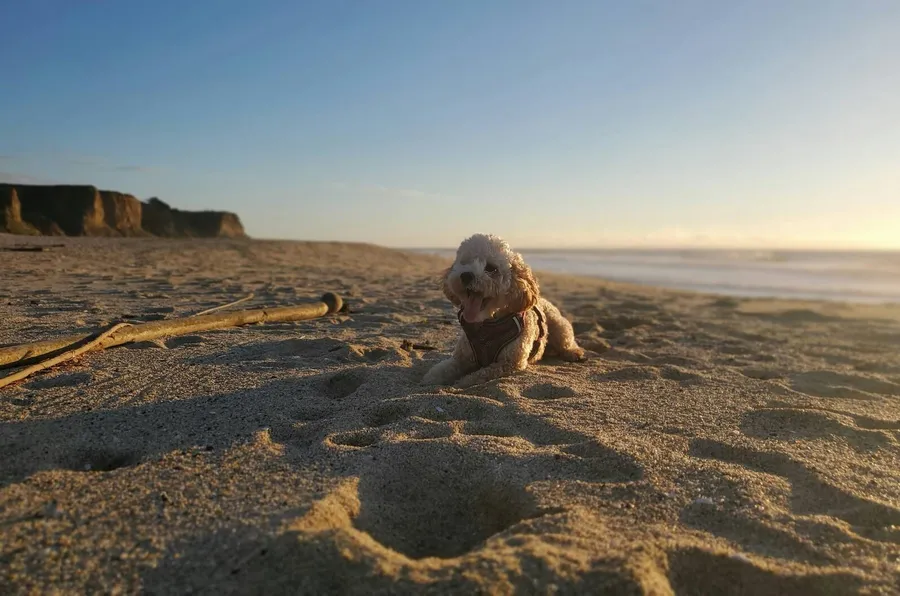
<box><xmin>484</xmin><ymin>263</ymin><xmax>498</xmax><ymax>274</ymax></box>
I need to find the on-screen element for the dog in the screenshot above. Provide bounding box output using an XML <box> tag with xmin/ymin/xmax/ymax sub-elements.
<box><xmin>422</xmin><ymin>233</ymin><xmax>585</xmax><ymax>387</ymax></box>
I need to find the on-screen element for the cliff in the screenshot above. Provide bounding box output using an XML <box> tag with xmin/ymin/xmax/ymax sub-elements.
<box><xmin>0</xmin><ymin>187</ymin><xmax>40</xmax><ymax>235</ymax></box>
<box><xmin>99</xmin><ymin>190</ymin><xmax>145</xmax><ymax>236</ymax></box>
<box><xmin>142</xmin><ymin>198</ymin><xmax>246</xmax><ymax>239</ymax></box>
<box><xmin>0</xmin><ymin>184</ymin><xmax>246</xmax><ymax>238</ymax></box>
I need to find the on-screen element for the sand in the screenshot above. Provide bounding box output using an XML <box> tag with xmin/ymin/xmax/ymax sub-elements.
<box><xmin>1</xmin><ymin>235</ymin><xmax>899</xmax><ymax>595</ymax></box>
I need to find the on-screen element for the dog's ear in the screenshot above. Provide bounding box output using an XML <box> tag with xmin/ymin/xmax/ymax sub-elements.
<box><xmin>510</xmin><ymin>256</ymin><xmax>539</xmax><ymax>312</ymax></box>
<box><xmin>440</xmin><ymin>266</ymin><xmax>461</xmax><ymax>306</ymax></box>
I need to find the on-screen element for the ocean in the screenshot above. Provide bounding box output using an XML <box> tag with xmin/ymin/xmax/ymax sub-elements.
<box><xmin>411</xmin><ymin>248</ymin><xmax>900</xmax><ymax>305</ymax></box>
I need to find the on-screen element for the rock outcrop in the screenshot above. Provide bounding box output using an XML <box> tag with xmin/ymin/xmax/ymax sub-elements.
<box><xmin>0</xmin><ymin>187</ymin><xmax>40</xmax><ymax>235</ymax></box>
<box><xmin>141</xmin><ymin>198</ymin><xmax>246</xmax><ymax>238</ymax></box>
<box><xmin>0</xmin><ymin>184</ymin><xmax>246</xmax><ymax>238</ymax></box>
<box><xmin>4</xmin><ymin>184</ymin><xmax>106</xmax><ymax>236</ymax></box>
<box><xmin>99</xmin><ymin>191</ymin><xmax>145</xmax><ymax>236</ymax></box>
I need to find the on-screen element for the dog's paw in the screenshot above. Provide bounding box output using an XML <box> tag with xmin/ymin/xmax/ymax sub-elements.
<box><xmin>421</xmin><ymin>373</ymin><xmax>442</xmax><ymax>386</ymax></box>
<box><xmin>422</xmin><ymin>364</ymin><xmax>453</xmax><ymax>386</ymax></box>
<box><xmin>560</xmin><ymin>347</ymin><xmax>587</xmax><ymax>362</ymax></box>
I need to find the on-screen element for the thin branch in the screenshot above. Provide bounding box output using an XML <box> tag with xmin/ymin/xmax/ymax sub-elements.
<box><xmin>0</xmin><ymin>323</ymin><xmax>132</xmax><ymax>389</ymax></box>
<box><xmin>191</xmin><ymin>293</ymin><xmax>255</xmax><ymax>317</ymax></box>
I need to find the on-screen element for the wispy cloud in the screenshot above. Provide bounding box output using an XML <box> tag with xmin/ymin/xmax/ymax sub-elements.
<box><xmin>328</xmin><ymin>181</ymin><xmax>448</xmax><ymax>201</ymax></box>
<box><xmin>0</xmin><ymin>152</ymin><xmax>160</xmax><ymax>175</ymax></box>
<box><xmin>63</xmin><ymin>154</ymin><xmax>160</xmax><ymax>174</ymax></box>
<box><xmin>62</xmin><ymin>155</ymin><xmax>104</xmax><ymax>167</ymax></box>
<box><xmin>112</xmin><ymin>164</ymin><xmax>157</xmax><ymax>173</ymax></box>
<box><xmin>0</xmin><ymin>171</ymin><xmax>59</xmax><ymax>184</ymax></box>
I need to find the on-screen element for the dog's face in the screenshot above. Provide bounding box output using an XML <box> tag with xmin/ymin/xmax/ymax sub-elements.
<box><xmin>442</xmin><ymin>234</ymin><xmax>539</xmax><ymax>323</ymax></box>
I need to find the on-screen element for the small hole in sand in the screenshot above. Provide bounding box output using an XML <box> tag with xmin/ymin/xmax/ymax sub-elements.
<box><xmin>403</xmin><ymin>422</ymin><xmax>454</xmax><ymax>440</ymax></box>
<box><xmin>464</xmin><ymin>420</ymin><xmax>518</xmax><ymax>438</ymax></box>
<box><xmin>63</xmin><ymin>448</ymin><xmax>140</xmax><ymax>472</ymax></box>
<box><xmin>595</xmin><ymin>366</ymin><xmax>660</xmax><ymax>382</ymax></box>
<box><xmin>521</xmin><ymin>383</ymin><xmax>578</xmax><ymax>400</ymax></box>
<box><xmin>667</xmin><ymin>546</ymin><xmax>865</xmax><ymax>595</ymax></box>
<box><xmin>25</xmin><ymin>371</ymin><xmax>92</xmax><ymax>390</ymax></box>
<box><xmin>659</xmin><ymin>366</ymin><xmax>704</xmax><ymax>382</ymax></box>
<box><xmin>329</xmin><ymin>429</ymin><xmax>380</xmax><ymax>448</ymax></box>
<box><xmin>166</xmin><ymin>335</ymin><xmax>206</xmax><ymax>348</ymax></box>
<box><xmin>364</xmin><ymin>401</ymin><xmax>412</xmax><ymax>427</ymax></box>
<box><xmin>354</xmin><ymin>443</ymin><xmax>539</xmax><ymax>559</ymax></box>
<box><xmin>292</xmin><ymin>407</ymin><xmax>333</xmax><ymax>422</ymax></box>
<box><xmin>417</xmin><ymin>397</ymin><xmax>492</xmax><ymax>422</ymax></box>
<box><xmin>321</xmin><ymin>369</ymin><xmax>367</xmax><ymax>399</ymax></box>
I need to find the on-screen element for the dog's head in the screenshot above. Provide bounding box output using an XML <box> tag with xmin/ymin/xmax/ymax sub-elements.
<box><xmin>441</xmin><ymin>234</ymin><xmax>539</xmax><ymax>323</ymax></box>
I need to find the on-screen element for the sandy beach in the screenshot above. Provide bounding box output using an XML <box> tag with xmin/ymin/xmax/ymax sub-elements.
<box><xmin>1</xmin><ymin>235</ymin><xmax>899</xmax><ymax>594</ymax></box>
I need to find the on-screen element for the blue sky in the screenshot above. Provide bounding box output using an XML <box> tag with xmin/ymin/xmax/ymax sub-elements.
<box><xmin>1</xmin><ymin>0</ymin><xmax>898</xmax><ymax>248</ymax></box>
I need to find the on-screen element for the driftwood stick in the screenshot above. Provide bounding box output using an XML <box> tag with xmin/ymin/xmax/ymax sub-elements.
<box><xmin>191</xmin><ymin>293</ymin><xmax>255</xmax><ymax>317</ymax></box>
<box><xmin>0</xmin><ymin>323</ymin><xmax>132</xmax><ymax>389</ymax></box>
<box><xmin>0</xmin><ymin>293</ymin><xmax>343</xmax><ymax>371</ymax></box>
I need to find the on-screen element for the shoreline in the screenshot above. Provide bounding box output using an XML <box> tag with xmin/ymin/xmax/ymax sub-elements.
<box><xmin>407</xmin><ymin>246</ymin><xmax>900</xmax><ymax>307</ymax></box>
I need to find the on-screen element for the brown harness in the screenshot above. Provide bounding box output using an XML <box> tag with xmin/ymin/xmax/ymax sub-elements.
<box><xmin>457</xmin><ymin>307</ymin><xmax>546</xmax><ymax>368</ymax></box>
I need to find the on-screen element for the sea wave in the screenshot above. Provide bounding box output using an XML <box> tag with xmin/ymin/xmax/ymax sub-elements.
<box><xmin>411</xmin><ymin>248</ymin><xmax>900</xmax><ymax>304</ymax></box>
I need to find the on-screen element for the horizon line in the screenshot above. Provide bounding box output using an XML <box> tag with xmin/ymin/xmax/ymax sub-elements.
<box><xmin>394</xmin><ymin>245</ymin><xmax>900</xmax><ymax>254</ymax></box>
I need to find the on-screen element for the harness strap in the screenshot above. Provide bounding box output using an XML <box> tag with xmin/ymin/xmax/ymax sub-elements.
<box><xmin>528</xmin><ymin>307</ymin><xmax>546</xmax><ymax>361</ymax></box>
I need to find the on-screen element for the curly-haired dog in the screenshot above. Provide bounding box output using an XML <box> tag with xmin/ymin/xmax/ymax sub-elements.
<box><xmin>423</xmin><ymin>233</ymin><xmax>585</xmax><ymax>387</ymax></box>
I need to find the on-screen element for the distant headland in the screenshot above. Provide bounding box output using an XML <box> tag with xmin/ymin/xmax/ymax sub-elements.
<box><xmin>0</xmin><ymin>184</ymin><xmax>245</xmax><ymax>238</ymax></box>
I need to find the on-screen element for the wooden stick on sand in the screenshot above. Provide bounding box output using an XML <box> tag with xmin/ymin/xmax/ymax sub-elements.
<box><xmin>0</xmin><ymin>323</ymin><xmax>132</xmax><ymax>390</ymax></box>
<box><xmin>0</xmin><ymin>293</ymin><xmax>343</xmax><ymax>385</ymax></box>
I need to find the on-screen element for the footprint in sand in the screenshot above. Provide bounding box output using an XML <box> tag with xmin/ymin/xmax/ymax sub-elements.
<box><xmin>595</xmin><ymin>365</ymin><xmax>662</xmax><ymax>382</ymax></box>
<box><xmin>24</xmin><ymin>371</ymin><xmax>92</xmax><ymax>390</ymax></box>
<box><xmin>192</xmin><ymin>337</ymin><xmax>412</xmax><ymax>371</ymax></box>
<box><xmin>289</xmin><ymin>444</ymin><xmax>554</xmax><ymax>561</ymax></box>
<box><xmin>690</xmin><ymin>438</ymin><xmax>900</xmax><ymax>544</ymax></box>
<box><xmin>680</xmin><ymin>493</ymin><xmax>837</xmax><ymax>566</ymax></box>
<box><xmin>789</xmin><ymin>370</ymin><xmax>900</xmax><ymax>400</ymax></box>
<box><xmin>291</xmin><ymin>436</ymin><xmax>640</xmax><ymax>562</ymax></box>
<box><xmin>188</xmin><ymin>337</ymin><xmax>347</xmax><ymax>367</ymax></box>
<box><xmin>291</xmin><ymin>404</ymin><xmax>336</xmax><ymax>423</ymax></box>
<box><xmin>320</xmin><ymin>368</ymin><xmax>369</xmax><ymax>400</ymax></box>
<box><xmin>324</xmin><ymin>391</ymin><xmax>590</xmax><ymax>449</ymax></box>
<box><xmin>414</xmin><ymin>394</ymin><xmax>494</xmax><ymax>423</ymax></box>
<box><xmin>60</xmin><ymin>447</ymin><xmax>142</xmax><ymax>473</ymax></box>
<box><xmin>667</xmin><ymin>547</ymin><xmax>865</xmax><ymax>595</ymax></box>
<box><xmin>592</xmin><ymin>364</ymin><xmax>705</xmax><ymax>383</ymax></box>
<box><xmin>278</xmin><ymin>382</ymin><xmax>644</xmax><ymax>491</ymax></box>
<box><xmin>658</xmin><ymin>365</ymin><xmax>706</xmax><ymax>382</ymax></box>
<box><xmin>851</xmin><ymin>415</ymin><xmax>900</xmax><ymax>431</ymax></box>
<box><xmin>762</xmin><ymin>400</ymin><xmax>900</xmax><ymax>433</ymax></box>
<box><xmin>166</xmin><ymin>335</ymin><xmax>206</xmax><ymax>348</ymax></box>
<box><xmin>648</xmin><ymin>355</ymin><xmax>710</xmax><ymax>370</ymax></box>
<box><xmin>740</xmin><ymin>366</ymin><xmax>784</xmax><ymax>380</ymax></box>
<box><xmin>328</xmin><ymin>428</ymin><xmax>382</xmax><ymax>448</ymax></box>
<box><xmin>520</xmin><ymin>383</ymin><xmax>578</xmax><ymax>400</ymax></box>
<box><xmin>740</xmin><ymin>408</ymin><xmax>895</xmax><ymax>452</ymax></box>
<box><xmin>362</xmin><ymin>399</ymin><xmax>413</xmax><ymax>427</ymax></box>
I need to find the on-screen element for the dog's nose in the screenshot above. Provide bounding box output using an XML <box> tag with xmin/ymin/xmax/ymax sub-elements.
<box><xmin>460</xmin><ymin>271</ymin><xmax>474</xmax><ymax>286</ymax></box>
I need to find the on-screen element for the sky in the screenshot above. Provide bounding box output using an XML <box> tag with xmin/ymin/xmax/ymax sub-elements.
<box><xmin>1</xmin><ymin>0</ymin><xmax>898</xmax><ymax>249</ymax></box>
